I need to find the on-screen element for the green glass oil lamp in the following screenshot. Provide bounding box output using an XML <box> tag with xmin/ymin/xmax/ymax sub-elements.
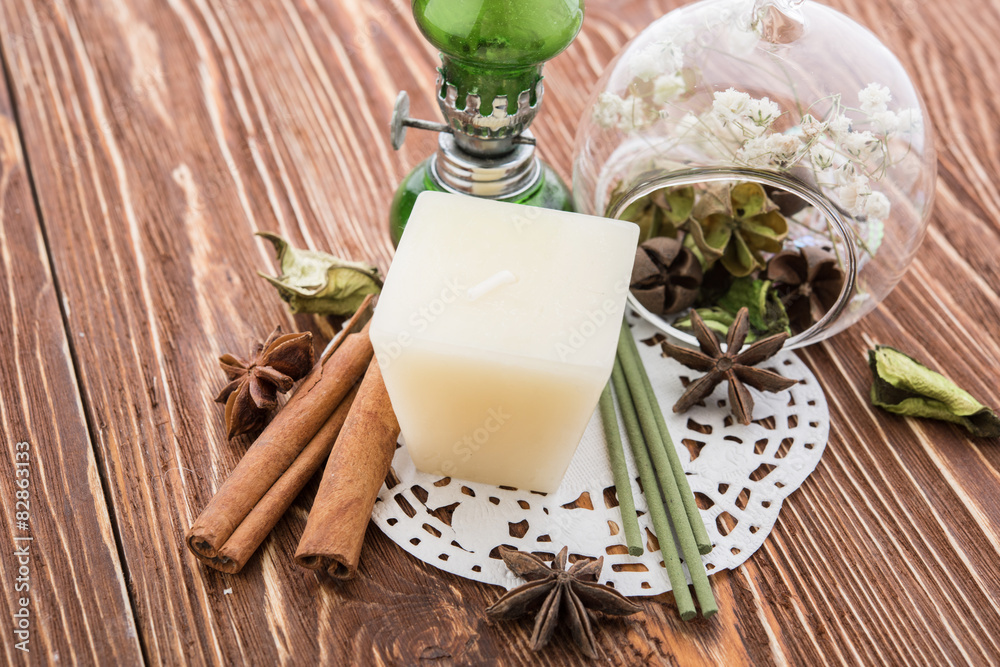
<box><xmin>388</xmin><ymin>0</ymin><xmax>584</xmax><ymax>245</ymax></box>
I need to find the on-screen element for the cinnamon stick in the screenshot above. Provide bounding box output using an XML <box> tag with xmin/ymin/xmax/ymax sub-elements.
<box><xmin>295</xmin><ymin>356</ymin><xmax>399</xmax><ymax>579</ymax></box>
<box><xmin>206</xmin><ymin>383</ymin><xmax>360</xmax><ymax>573</ymax></box>
<box><xmin>186</xmin><ymin>298</ymin><xmax>374</xmax><ymax>565</ymax></box>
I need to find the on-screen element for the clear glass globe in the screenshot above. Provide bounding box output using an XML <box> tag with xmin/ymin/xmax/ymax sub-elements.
<box><xmin>573</xmin><ymin>0</ymin><xmax>936</xmax><ymax>348</ymax></box>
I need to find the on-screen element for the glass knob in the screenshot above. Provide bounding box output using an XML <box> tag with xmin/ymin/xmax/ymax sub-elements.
<box><xmin>413</xmin><ymin>0</ymin><xmax>584</xmax><ymax>112</ymax></box>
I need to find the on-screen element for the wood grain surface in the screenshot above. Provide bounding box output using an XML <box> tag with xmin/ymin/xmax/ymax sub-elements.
<box><xmin>0</xmin><ymin>50</ymin><xmax>141</xmax><ymax>664</ymax></box>
<box><xmin>0</xmin><ymin>0</ymin><xmax>997</xmax><ymax>665</ymax></box>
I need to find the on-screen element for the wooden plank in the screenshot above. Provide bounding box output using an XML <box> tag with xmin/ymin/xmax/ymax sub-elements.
<box><xmin>0</xmin><ymin>0</ymin><xmax>998</xmax><ymax>664</ymax></box>
<box><xmin>0</xmin><ymin>46</ymin><xmax>142</xmax><ymax>665</ymax></box>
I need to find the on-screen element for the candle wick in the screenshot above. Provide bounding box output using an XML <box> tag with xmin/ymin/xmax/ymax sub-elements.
<box><xmin>466</xmin><ymin>270</ymin><xmax>517</xmax><ymax>301</ymax></box>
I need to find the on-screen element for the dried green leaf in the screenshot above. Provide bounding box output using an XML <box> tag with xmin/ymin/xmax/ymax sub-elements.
<box><xmin>869</xmin><ymin>346</ymin><xmax>1000</xmax><ymax>438</ymax></box>
<box><xmin>256</xmin><ymin>232</ymin><xmax>382</xmax><ymax>315</ymax></box>
<box><xmin>717</xmin><ymin>278</ymin><xmax>790</xmax><ymax>338</ymax></box>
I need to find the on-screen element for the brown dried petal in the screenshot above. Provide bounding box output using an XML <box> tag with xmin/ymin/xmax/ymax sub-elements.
<box><xmin>631</xmin><ymin>244</ymin><xmax>664</xmax><ymax>287</ymax></box>
<box><xmin>486</xmin><ymin>579</ymin><xmax>554</xmax><ymax>620</ymax></box>
<box><xmin>218</xmin><ymin>354</ymin><xmax>249</xmax><ymax>380</ymax></box>
<box><xmin>260</xmin><ymin>331</ymin><xmax>314</xmax><ymax>379</ymax></box>
<box><xmin>214</xmin><ymin>377</ymin><xmax>245</xmax><ymax>404</ymax></box>
<box><xmin>688</xmin><ymin>310</ymin><xmax>723</xmax><ymax>359</ymax></box>
<box><xmin>260</xmin><ymin>326</ymin><xmax>285</xmax><ymax>351</ymax></box>
<box><xmin>529</xmin><ymin>586</ymin><xmax>563</xmax><ymax>652</ymax></box>
<box><xmin>553</xmin><ymin>546</ymin><xmax>569</xmax><ymax>572</ymax></box>
<box><xmin>568</xmin><ymin>556</ymin><xmax>603</xmax><ymax>582</ymax></box>
<box><xmin>571</xmin><ymin>580</ymin><xmax>642</xmax><ymax>616</ymax></box>
<box><xmin>224</xmin><ymin>381</ymin><xmax>267</xmax><ymax>439</ymax></box>
<box><xmin>727</xmin><ymin>371</ymin><xmax>755</xmax><ymax>425</ymax></box>
<box><xmin>803</xmin><ymin>246</ymin><xmax>840</xmax><ymax>283</ymax></box>
<box><xmin>808</xmin><ymin>294</ymin><xmax>828</xmax><ymax>326</ymax></box>
<box><xmin>498</xmin><ymin>547</ymin><xmax>553</xmax><ymax>581</ymax></box>
<box><xmin>661</xmin><ymin>342</ymin><xmax>717</xmax><ymax>373</ymax></box>
<box><xmin>248</xmin><ymin>374</ymin><xmax>279</xmax><ymax>411</ymax></box>
<box><xmin>766</xmin><ymin>250</ymin><xmax>807</xmax><ymax>286</ymax></box>
<box><xmin>735</xmin><ymin>332</ymin><xmax>789</xmax><ymax>367</ymax></box>
<box><xmin>725</xmin><ymin>308</ymin><xmax>750</xmax><ymax>352</ymax></box>
<box><xmin>733</xmin><ymin>365</ymin><xmax>799</xmax><ymax>394</ymax></box>
<box><xmin>562</xmin><ymin>589</ymin><xmax>599</xmax><ymax>658</ymax></box>
<box><xmin>673</xmin><ymin>371</ymin><xmax>724</xmax><ymax>413</ymax></box>
<box><xmin>254</xmin><ymin>365</ymin><xmax>296</xmax><ymax>393</ymax></box>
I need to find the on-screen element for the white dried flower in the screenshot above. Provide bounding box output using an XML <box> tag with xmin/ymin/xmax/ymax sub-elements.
<box><xmin>800</xmin><ymin>113</ymin><xmax>826</xmax><ymax>138</ymax></box>
<box><xmin>616</xmin><ymin>97</ymin><xmax>648</xmax><ymax>133</ymax></box>
<box><xmin>736</xmin><ymin>136</ymin><xmax>773</xmax><ymax>167</ymax></box>
<box><xmin>652</xmin><ymin>73</ymin><xmax>686</xmax><ymax>106</ymax></box>
<box><xmin>592</xmin><ymin>92</ymin><xmax>623</xmax><ymax>129</ymax></box>
<box><xmin>842</xmin><ymin>130</ymin><xmax>878</xmax><ymax>158</ymax></box>
<box><xmin>746</xmin><ymin>97</ymin><xmax>781</xmax><ymax>128</ymax></box>
<box><xmin>675</xmin><ymin>113</ymin><xmax>701</xmax><ymax>136</ymax></box>
<box><xmin>809</xmin><ymin>143</ymin><xmax>836</xmax><ymax>170</ymax></box>
<box><xmin>838</xmin><ymin>175</ymin><xmax>872</xmax><ymax>217</ymax></box>
<box><xmin>766</xmin><ymin>133</ymin><xmax>802</xmax><ymax>163</ymax></box>
<box><xmin>859</xmin><ymin>83</ymin><xmax>892</xmax><ymax>115</ymax></box>
<box><xmin>828</xmin><ymin>114</ymin><xmax>852</xmax><ymax>140</ymax></box>
<box><xmin>871</xmin><ymin>110</ymin><xmax>899</xmax><ymax>134</ymax></box>
<box><xmin>712</xmin><ymin>88</ymin><xmax>751</xmax><ymax>123</ymax></box>
<box><xmin>631</xmin><ymin>41</ymin><xmax>683</xmax><ymax>82</ymax></box>
<box><xmin>896</xmin><ymin>108</ymin><xmax>923</xmax><ymax>134</ymax></box>
<box><xmin>865</xmin><ymin>191</ymin><xmax>891</xmax><ymax>221</ymax></box>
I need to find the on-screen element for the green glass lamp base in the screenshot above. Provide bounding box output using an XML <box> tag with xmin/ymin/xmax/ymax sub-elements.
<box><xmin>389</xmin><ymin>158</ymin><xmax>574</xmax><ymax>247</ymax></box>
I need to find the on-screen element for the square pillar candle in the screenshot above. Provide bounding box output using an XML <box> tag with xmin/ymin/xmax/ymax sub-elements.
<box><xmin>370</xmin><ymin>191</ymin><xmax>639</xmax><ymax>493</ymax></box>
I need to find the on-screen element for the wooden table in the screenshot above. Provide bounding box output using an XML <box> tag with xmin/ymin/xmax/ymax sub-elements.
<box><xmin>1</xmin><ymin>0</ymin><xmax>998</xmax><ymax>664</ymax></box>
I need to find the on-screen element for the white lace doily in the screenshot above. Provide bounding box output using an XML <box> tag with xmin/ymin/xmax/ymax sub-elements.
<box><xmin>372</xmin><ymin>315</ymin><xmax>829</xmax><ymax>596</ymax></box>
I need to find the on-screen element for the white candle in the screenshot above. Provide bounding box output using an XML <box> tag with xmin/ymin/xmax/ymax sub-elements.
<box><xmin>370</xmin><ymin>192</ymin><xmax>638</xmax><ymax>492</ymax></box>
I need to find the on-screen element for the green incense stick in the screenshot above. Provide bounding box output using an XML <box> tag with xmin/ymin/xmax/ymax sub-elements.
<box><xmin>622</xmin><ymin>324</ymin><xmax>713</xmax><ymax>555</ymax></box>
<box><xmin>599</xmin><ymin>383</ymin><xmax>644</xmax><ymax>557</ymax></box>
<box><xmin>618</xmin><ymin>322</ymin><xmax>718</xmax><ymax>618</ymax></box>
<box><xmin>611</xmin><ymin>358</ymin><xmax>697</xmax><ymax>621</ymax></box>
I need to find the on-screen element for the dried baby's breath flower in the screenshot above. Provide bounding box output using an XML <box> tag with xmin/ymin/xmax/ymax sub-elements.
<box><xmin>865</xmin><ymin>191</ymin><xmax>891</xmax><ymax>222</ymax></box>
<box><xmin>800</xmin><ymin>113</ymin><xmax>826</xmax><ymax>138</ymax></box>
<box><xmin>838</xmin><ymin>174</ymin><xmax>873</xmax><ymax>217</ymax></box>
<box><xmin>652</xmin><ymin>73</ymin><xmax>686</xmax><ymax>105</ymax></box>
<box><xmin>746</xmin><ymin>97</ymin><xmax>781</xmax><ymax>128</ymax></box>
<box><xmin>859</xmin><ymin>83</ymin><xmax>892</xmax><ymax>114</ymax></box>
<box><xmin>712</xmin><ymin>88</ymin><xmax>751</xmax><ymax>123</ymax></box>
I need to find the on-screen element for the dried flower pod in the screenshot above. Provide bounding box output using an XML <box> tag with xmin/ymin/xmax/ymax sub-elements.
<box><xmin>661</xmin><ymin>308</ymin><xmax>797</xmax><ymax>425</ymax></box>
<box><xmin>630</xmin><ymin>236</ymin><xmax>703</xmax><ymax>315</ymax></box>
<box><xmin>687</xmin><ymin>182</ymin><xmax>789</xmax><ymax>277</ymax></box>
<box><xmin>766</xmin><ymin>246</ymin><xmax>844</xmax><ymax>330</ymax></box>
<box><xmin>609</xmin><ymin>183</ymin><xmax>695</xmax><ymax>242</ymax></box>
<box><xmin>486</xmin><ymin>546</ymin><xmax>640</xmax><ymax>658</ymax></box>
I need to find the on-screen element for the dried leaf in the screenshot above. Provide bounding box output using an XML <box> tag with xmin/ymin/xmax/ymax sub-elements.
<box><xmin>257</xmin><ymin>232</ymin><xmax>382</xmax><ymax>315</ymax></box>
<box><xmin>717</xmin><ymin>278</ymin><xmax>790</xmax><ymax>338</ymax></box>
<box><xmin>869</xmin><ymin>346</ymin><xmax>1000</xmax><ymax>438</ymax></box>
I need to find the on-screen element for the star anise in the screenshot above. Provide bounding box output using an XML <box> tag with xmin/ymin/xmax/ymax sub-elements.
<box><xmin>214</xmin><ymin>327</ymin><xmax>314</xmax><ymax>439</ymax></box>
<box><xmin>661</xmin><ymin>307</ymin><xmax>797</xmax><ymax>425</ymax></box>
<box><xmin>766</xmin><ymin>247</ymin><xmax>844</xmax><ymax>331</ymax></box>
<box><xmin>486</xmin><ymin>546</ymin><xmax>640</xmax><ymax>659</ymax></box>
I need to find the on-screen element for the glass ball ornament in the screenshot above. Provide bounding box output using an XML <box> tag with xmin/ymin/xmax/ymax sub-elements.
<box><xmin>573</xmin><ymin>0</ymin><xmax>936</xmax><ymax>348</ymax></box>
